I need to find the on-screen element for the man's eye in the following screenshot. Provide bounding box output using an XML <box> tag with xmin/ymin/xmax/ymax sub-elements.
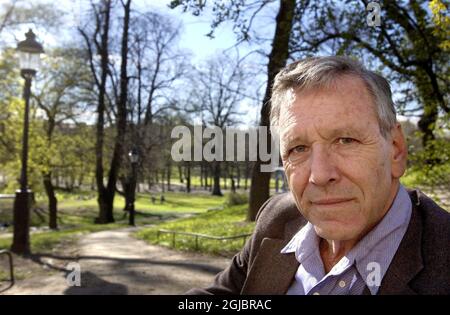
<box><xmin>287</xmin><ymin>145</ymin><xmax>308</xmax><ymax>163</ymax></box>
<box><xmin>338</xmin><ymin>137</ymin><xmax>356</xmax><ymax>145</ymax></box>
<box><xmin>291</xmin><ymin>145</ymin><xmax>307</xmax><ymax>153</ymax></box>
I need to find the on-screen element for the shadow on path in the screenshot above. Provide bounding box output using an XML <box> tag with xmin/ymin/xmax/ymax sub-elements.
<box><xmin>30</xmin><ymin>253</ymin><xmax>224</xmax><ymax>275</ymax></box>
<box><xmin>64</xmin><ymin>271</ymin><xmax>128</xmax><ymax>295</ymax></box>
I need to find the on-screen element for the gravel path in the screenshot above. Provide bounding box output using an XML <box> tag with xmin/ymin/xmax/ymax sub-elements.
<box><xmin>2</xmin><ymin>228</ymin><xmax>230</xmax><ymax>295</ymax></box>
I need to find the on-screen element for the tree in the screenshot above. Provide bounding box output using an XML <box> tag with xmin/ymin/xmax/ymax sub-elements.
<box><xmin>290</xmin><ymin>0</ymin><xmax>448</xmax><ymax>147</ymax></box>
<box><xmin>0</xmin><ymin>1</ymin><xmax>65</xmax><ymax>38</ymax></box>
<box><xmin>185</xmin><ymin>54</ymin><xmax>250</xmax><ymax>196</ymax></box>
<box><xmin>105</xmin><ymin>0</ymin><xmax>131</xmax><ymax>222</ymax></box>
<box><xmin>171</xmin><ymin>0</ymin><xmax>298</xmax><ymax>219</ymax></box>
<box><xmin>248</xmin><ymin>0</ymin><xmax>296</xmax><ymax>220</ymax></box>
<box><xmin>79</xmin><ymin>0</ymin><xmax>131</xmax><ymax>223</ymax></box>
<box><xmin>122</xmin><ymin>11</ymin><xmax>188</xmax><ymax>206</ymax></box>
<box><xmin>429</xmin><ymin>0</ymin><xmax>450</xmax><ymax>52</ymax></box>
<box><xmin>79</xmin><ymin>0</ymin><xmax>113</xmax><ymax>223</ymax></box>
<box><xmin>32</xmin><ymin>47</ymin><xmax>92</xmax><ymax>229</ymax></box>
<box><xmin>0</xmin><ymin>48</ymin><xmax>21</xmax><ymax>164</ymax></box>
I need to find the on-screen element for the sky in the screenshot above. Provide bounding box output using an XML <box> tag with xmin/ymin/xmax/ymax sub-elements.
<box><xmin>1</xmin><ymin>0</ymin><xmax>278</xmax><ymax>125</ymax></box>
<box><xmin>1</xmin><ymin>0</ymin><xmax>276</xmax><ymax>65</ymax></box>
<box><xmin>1</xmin><ymin>0</ymin><xmax>419</xmax><ymax>124</ymax></box>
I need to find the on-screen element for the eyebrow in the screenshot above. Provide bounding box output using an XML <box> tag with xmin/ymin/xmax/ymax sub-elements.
<box><xmin>283</xmin><ymin>126</ymin><xmax>366</xmax><ymax>145</ymax></box>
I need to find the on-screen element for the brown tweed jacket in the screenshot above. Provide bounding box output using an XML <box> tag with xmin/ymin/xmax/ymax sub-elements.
<box><xmin>187</xmin><ymin>189</ymin><xmax>450</xmax><ymax>295</ymax></box>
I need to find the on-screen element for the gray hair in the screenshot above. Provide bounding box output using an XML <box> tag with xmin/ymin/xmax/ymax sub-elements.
<box><xmin>269</xmin><ymin>56</ymin><xmax>397</xmax><ymax>138</ymax></box>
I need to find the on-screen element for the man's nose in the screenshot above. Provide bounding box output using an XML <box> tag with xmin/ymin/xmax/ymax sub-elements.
<box><xmin>308</xmin><ymin>146</ymin><xmax>340</xmax><ymax>186</ymax></box>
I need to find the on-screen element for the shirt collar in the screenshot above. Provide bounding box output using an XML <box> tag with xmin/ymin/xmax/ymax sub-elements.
<box><xmin>281</xmin><ymin>185</ymin><xmax>412</xmax><ymax>294</ymax></box>
<box><xmin>352</xmin><ymin>185</ymin><xmax>412</xmax><ymax>294</ymax></box>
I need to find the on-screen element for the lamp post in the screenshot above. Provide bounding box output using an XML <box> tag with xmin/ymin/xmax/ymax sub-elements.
<box><xmin>128</xmin><ymin>148</ymin><xmax>139</xmax><ymax>226</ymax></box>
<box><xmin>11</xmin><ymin>29</ymin><xmax>44</xmax><ymax>255</ymax></box>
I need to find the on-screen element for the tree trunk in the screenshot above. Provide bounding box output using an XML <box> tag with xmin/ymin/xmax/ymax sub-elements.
<box><xmin>230</xmin><ymin>171</ymin><xmax>236</xmax><ymax>193</ymax></box>
<box><xmin>96</xmin><ymin>188</ymin><xmax>115</xmax><ymax>224</ymax></box>
<box><xmin>161</xmin><ymin>169</ymin><xmax>165</xmax><ymax>193</ymax></box>
<box><xmin>69</xmin><ymin>174</ymin><xmax>75</xmax><ymax>191</ymax></box>
<box><xmin>204</xmin><ymin>164</ymin><xmax>209</xmax><ymax>190</ymax></box>
<box><xmin>236</xmin><ymin>164</ymin><xmax>241</xmax><ymax>189</ymax></box>
<box><xmin>248</xmin><ymin>0</ymin><xmax>296</xmax><ymax>221</ymax></box>
<box><xmin>223</xmin><ymin>170</ymin><xmax>227</xmax><ymax>189</ymax></box>
<box><xmin>210</xmin><ymin>169</ymin><xmax>213</xmax><ymax>192</ymax></box>
<box><xmin>178</xmin><ymin>165</ymin><xmax>184</xmax><ymax>183</ymax></box>
<box><xmin>186</xmin><ymin>163</ymin><xmax>191</xmax><ymax>193</ymax></box>
<box><xmin>88</xmin><ymin>0</ymin><xmax>112</xmax><ymax>224</ymax></box>
<box><xmin>416</xmin><ymin>68</ymin><xmax>439</xmax><ymax>148</ymax></box>
<box><xmin>200</xmin><ymin>163</ymin><xmax>204</xmax><ymax>188</ymax></box>
<box><xmin>212</xmin><ymin>162</ymin><xmax>222</xmax><ymax>196</ymax></box>
<box><xmin>55</xmin><ymin>171</ymin><xmax>60</xmax><ymax>187</ymax></box>
<box><xmin>43</xmin><ymin>172</ymin><xmax>58</xmax><ymax>230</ymax></box>
<box><xmin>166</xmin><ymin>163</ymin><xmax>172</xmax><ymax>191</ymax></box>
<box><xmin>78</xmin><ymin>173</ymin><xmax>84</xmax><ymax>188</ymax></box>
<box><xmin>96</xmin><ymin>0</ymin><xmax>131</xmax><ymax>224</ymax></box>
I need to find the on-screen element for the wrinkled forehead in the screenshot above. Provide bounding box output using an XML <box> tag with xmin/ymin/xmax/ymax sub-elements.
<box><xmin>286</xmin><ymin>73</ymin><xmax>375</xmax><ymax>103</ymax></box>
<box><xmin>278</xmin><ymin>77</ymin><xmax>381</xmax><ymax>140</ymax></box>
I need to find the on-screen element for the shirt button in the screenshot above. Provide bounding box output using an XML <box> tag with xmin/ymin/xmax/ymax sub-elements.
<box><xmin>313</xmin><ymin>292</ymin><xmax>320</xmax><ymax>295</ymax></box>
<box><xmin>339</xmin><ymin>280</ymin><xmax>346</xmax><ymax>288</ymax></box>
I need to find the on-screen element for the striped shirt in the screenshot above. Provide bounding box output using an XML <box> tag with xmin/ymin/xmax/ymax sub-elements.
<box><xmin>281</xmin><ymin>185</ymin><xmax>412</xmax><ymax>295</ymax></box>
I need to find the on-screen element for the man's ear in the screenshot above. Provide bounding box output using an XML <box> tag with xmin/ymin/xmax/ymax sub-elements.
<box><xmin>390</xmin><ymin>123</ymin><xmax>408</xmax><ymax>179</ymax></box>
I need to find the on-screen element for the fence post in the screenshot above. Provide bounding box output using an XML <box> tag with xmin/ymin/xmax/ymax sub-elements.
<box><xmin>8</xmin><ymin>251</ymin><xmax>14</xmax><ymax>283</ymax></box>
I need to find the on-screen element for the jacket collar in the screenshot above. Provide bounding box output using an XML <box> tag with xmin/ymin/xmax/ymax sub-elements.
<box><xmin>241</xmin><ymin>189</ymin><xmax>424</xmax><ymax>295</ymax></box>
<box><xmin>376</xmin><ymin>190</ymin><xmax>424</xmax><ymax>295</ymax></box>
<box><xmin>241</xmin><ymin>237</ymin><xmax>300</xmax><ymax>294</ymax></box>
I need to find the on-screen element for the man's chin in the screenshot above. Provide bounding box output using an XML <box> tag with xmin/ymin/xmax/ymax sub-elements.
<box><xmin>313</xmin><ymin>223</ymin><xmax>361</xmax><ymax>242</ymax></box>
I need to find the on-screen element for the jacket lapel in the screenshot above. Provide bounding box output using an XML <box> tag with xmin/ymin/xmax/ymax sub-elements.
<box><xmin>241</xmin><ymin>237</ymin><xmax>299</xmax><ymax>294</ymax></box>
<box><xmin>241</xmin><ymin>190</ymin><xmax>425</xmax><ymax>295</ymax></box>
<box><xmin>377</xmin><ymin>191</ymin><xmax>424</xmax><ymax>295</ymax></box>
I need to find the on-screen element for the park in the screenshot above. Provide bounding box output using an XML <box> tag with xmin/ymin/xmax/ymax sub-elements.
<box><xmin>0</xmin><ymin>0</ymin><xmax>449</xmax><ymax>295</ymax></box>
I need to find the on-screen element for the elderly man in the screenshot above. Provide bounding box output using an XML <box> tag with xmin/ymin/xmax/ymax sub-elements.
<box><xmin>188</xmin><ymin>56</ymin><xmax>450</xmax><ymax>295</ymax></box>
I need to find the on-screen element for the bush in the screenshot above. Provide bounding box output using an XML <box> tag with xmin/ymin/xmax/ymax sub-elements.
<box><xmin>405</xmin><ymin>136</ymin><xmax>450</xmax><ymax>187</ymax></box>
<box><xmin>225</xmin><ymin>192</ymin><xmax>248</xmax><ymax>206</ymax></box>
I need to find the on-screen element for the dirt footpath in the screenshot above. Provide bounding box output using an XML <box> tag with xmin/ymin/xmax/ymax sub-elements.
<box><xmin>1</xmin><ymin>228</ymin><xmax>231</xmax><ymax>295</ymax></box>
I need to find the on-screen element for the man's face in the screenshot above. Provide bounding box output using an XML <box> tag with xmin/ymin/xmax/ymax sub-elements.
<box><xmin>279</xmin><ymin>75</ymin><xmax>406</xmax><ymax>242</ymax></box>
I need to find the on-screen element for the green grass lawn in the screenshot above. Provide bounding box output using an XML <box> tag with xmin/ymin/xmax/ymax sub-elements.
<box><xmin>0</xmin><ymin>190</ymin><xmax>227</xmax><ymax>253</ymax></box>
<box><xmin>134</xmin><ymin>191</ymin><xmax>226</xmax><ymax>214</ymax></box>
<box><xmin>136</xmin><ymin>203</ymin><xmax>255</xmax><ymax>257</ymax></box>
<box><xmin>0</xmin><ymin>222</ymin><xmax>126</xmax><ymax>253</ymax></box>
<box><xmin>0</xmin><ymin>191</ymin><xmax>226</xmax><ymax>228</ymax></box>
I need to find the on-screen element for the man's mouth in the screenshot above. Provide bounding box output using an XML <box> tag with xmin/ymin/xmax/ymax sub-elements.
<box><xmin>311</xmin><ymin>198</ymin><xmax>354</xmax><ymax>206</ymax></box>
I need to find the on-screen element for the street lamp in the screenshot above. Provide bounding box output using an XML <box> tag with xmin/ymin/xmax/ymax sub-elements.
<box><xmin>11</xmin><ymin>29</ymin><xmax>44</xmax><ymax>255</ymax></box>
<box><xmin>128</xmin><ymin>148</ymin><xmax>139</xmax><ymax>226</ymax></box>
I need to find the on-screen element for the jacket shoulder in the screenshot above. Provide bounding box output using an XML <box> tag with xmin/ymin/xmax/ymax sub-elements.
<box><xmin>412</xmin><ymin>189</ymin><xmax>450</xmax><ymax>242</ymax></box>
<box><xmin>409</xmin><ymin>189</ymin><xmax>450</xmax><ymax>294</ymax></box>
<box><xmin>253</xmin><ymin>192</ymin><xmax>305</xmax><ymax>240</ymax></box>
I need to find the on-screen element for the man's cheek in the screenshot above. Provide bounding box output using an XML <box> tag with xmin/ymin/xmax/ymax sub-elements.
<box><xmin>287</xmin><ymin>168</ymin><xmax>305</xmax><ymax>185</ymax></box>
